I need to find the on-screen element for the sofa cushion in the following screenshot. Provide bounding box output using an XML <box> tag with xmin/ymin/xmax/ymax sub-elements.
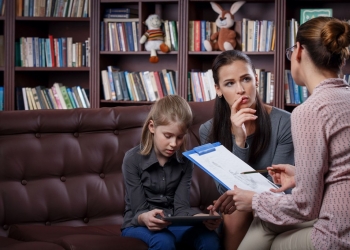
<box><xmin>58</xmin><ymin>235</ymin><xmax>147</xmax><ymax>250</ymax></box>
<box><xmin>9</xmin><ymin>225</ymin><xmax>121</xmax><ymax>241</ymax></box>
<box><xmin>9</xmin><ymin>225</ymin><xmax>147</xmax><ymax>250</ymax></box>
<box><xmin>0</xmin><ymin>235</ymin><xmax>64</xmax><ymax>250</ymax></box>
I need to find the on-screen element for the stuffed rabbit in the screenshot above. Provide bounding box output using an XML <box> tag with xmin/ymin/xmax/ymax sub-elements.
<box><xmin>204</xmin><ymin>1</ymin><xmax>245</xmax><ymax>51</ymax></box>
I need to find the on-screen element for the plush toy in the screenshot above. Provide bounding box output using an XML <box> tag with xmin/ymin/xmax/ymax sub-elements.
<box><xmin>204</xmin><ymin>1</ymin><xmax>245</xmax><ymax>51</ymax></box>
<box><xmin>140</xmin><ymin>14</ymin><xmax>170</xmax><ymax>63</ymax></box>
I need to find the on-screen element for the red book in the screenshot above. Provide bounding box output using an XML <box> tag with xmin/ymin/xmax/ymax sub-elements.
<box><xmin>194</xmin><ymin>21</ymin><xmax>201</xmax><ymax>52</ymax></box>
<box><xmin>49</xmin><ymin>34</ymin><xmax>56</xmax><ymax>67</ymax></box>
<box><xmin>152</xmin><ymin>71</ymin><xmax>164</xmax><ymax>98</ymax></box>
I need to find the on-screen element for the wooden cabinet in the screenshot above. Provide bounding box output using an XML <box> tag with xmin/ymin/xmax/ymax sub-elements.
<box><xmin>0</xmin><ymin>0</ymin><xmax>348</xmax><ymax>111</ymax></box>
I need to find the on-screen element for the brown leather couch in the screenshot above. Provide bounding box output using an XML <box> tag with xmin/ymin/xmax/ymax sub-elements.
<box><xmin>0</xmin><ymin>101</ymin><xmax>220</xmax><ymax>250</ymax></box>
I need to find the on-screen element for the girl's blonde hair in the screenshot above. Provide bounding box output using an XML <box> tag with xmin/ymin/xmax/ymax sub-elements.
<box><xmin>140</xmin><ymin>95</ymin><xmax>193</xmax><ymax>156</ymax></box>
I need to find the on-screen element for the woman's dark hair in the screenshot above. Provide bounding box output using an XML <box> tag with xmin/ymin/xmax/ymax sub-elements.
<box><xmin>297</xmin><ymin>16</ymin><xmax>350</xmax><ymax>73</ymax></box>
<box><xmin>209</xmin><ymin>50</ymin><xmax>271</xmax><ymax>164</ymax></box>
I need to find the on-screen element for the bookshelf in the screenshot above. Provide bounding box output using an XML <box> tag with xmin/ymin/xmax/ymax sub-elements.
<box><xmin>0</xmin><ymin>0</ymin><xmax>348</xmax><ymax>111</ymax></box>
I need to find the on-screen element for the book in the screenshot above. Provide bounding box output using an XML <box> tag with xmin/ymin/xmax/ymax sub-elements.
<box><xmin>72</xmin><ymin>86</ymin><xmax>83</xmax><ymax>108</ymax></box>
<box><xmin>22</xmin><ymin>87</ymin><xmax>29</xmax><ymax>110</ymax></box>
<box><xmin>104</xmin><ymin>13</ymin><xmax>138</xmax><ymax>19</ymax></box>
<box><xmin>81</xmin><ymin>88</ymin><xmax>90</xmax><ymax>108</ymax></box>
<box><xmin>15</xmin><ymin>87</ymin><xmax>25</xmax><ymax>110</ymax></box>
<box><xmin>118</xmin><ymin>71</ymin><xmax>130</xmax><ymax>101</ymax></box>
<box><xmin>106</xmin><ymin>66</ymin><xmax>117</xmax><ymax>100</ymax></box>
<box><xmin>76</xmin><ymin>86</ymin><xmax>87</xmax><ymax>108</ymax></box>
<box><xmin>104</xmin><ymin>8</ymin><xmax>138</xmax><ymax>15</ymax></box>
<box><xmin>101</xmin><ymin>69</ymin><xmax>111</xmax><ymax>100</ymax></box>
<box><xmin>183</xmin><ymin>143</ymin><xmax>282</xmax><ymax>194</ymax></box>
<box><xmin>131</xmin><ymin>72</ymin><xmax>147</xmax><ymax>101</ymax></box>
<box><xmin>300</xmin><ymin>8</ymin><xmax>333</xmax><ymax>24</ymax></box>
<box><xmin>59</xmin><ymin>85</ymin><xmax>74</xmax><ymax>109</ymax></box>
<box><xmin>53</xmin><ymin>82</ymin><xmax>67</xmax><ymax>109</ymax></box>
<box><xmin>142</xmin><ymin>71</ymin><xmax>157</xmax><ymax>101</ymax></box>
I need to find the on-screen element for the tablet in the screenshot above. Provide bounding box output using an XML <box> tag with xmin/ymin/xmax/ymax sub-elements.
<box><xmin>160</xmin><ymin>215</ymin><xmax>221</xmax><ymax>226</ymax></box>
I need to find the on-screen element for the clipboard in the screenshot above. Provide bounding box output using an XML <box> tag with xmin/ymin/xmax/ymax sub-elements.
<box><xmin>183</xmin><ymin>142</ymin><xmax>282</xmax><ymax>194</ymax></box>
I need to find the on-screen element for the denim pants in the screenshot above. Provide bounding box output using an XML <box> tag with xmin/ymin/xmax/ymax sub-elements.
<box><xmin>122</xmin><ymin>224</ymin><xmax>221</xmax><ymax>250</ymax></box>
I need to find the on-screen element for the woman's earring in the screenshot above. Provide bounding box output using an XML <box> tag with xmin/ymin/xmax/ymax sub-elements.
<box><xmin>218</xmin><ymin>94</ymin><xmax>222</xmax><ymax>98</ymax></box>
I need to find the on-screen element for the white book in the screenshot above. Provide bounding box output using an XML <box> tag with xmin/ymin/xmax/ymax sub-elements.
<box><xmin>77</xmin><ymin>86</ymin><xmax>87</xmax><ymax>108</ymax></box>
<box><xmin>53</xmin><ymin>83</ymin><xmax>67</xmax><ymax>109</ymax></box>
<box><xmin>101</xmin><ymin>69</ymin><xmax>111</xmax><ymax>100</ymax></box>
<box><xmin>26</xmin><ymin>37</ymin><xmax>34</xmax><ymax>67</ymax></box>
<box><xmin>132</xmin><ymin>22</ymin><xmax>138</xmax><ymax>52</ymax></box>
<box><xmin>67</xmin><ymin>0</ymin><xmax>74</xmax><ymax>17</ymax></box>
<box><xmin>266</xmin><ymin>71</ymin><xmax>271</xmax><ymax>103</ymax></box>
<box><xmin>258</xmin><ymin>20</ymin><xmax>268</xmax><ymax>52</ymax></box>
<box><xmin>46</xmin><ymin>0</ymin><xmax>52</xmax><ymax>17</ymax></box>
<box><xmin>72</xmin><ymin>42</ymin><xmax>76</xmax><ymax>67</ymax></box>
<box><xmin>26</xmin><ymin>87</ymin><xmax>36</xmax><ymax>110</ymax></box>
<box><xmin>70</xmin><ymin>89</ymin><xmax>81</xmax><ymax>108</ymax></box>
<box><xmin>164</xmin><ymin>20</ymin><xmax>172</xmax><ymax>50</ymax></box>
<box><xmin>199</xmin><ymin>72</ymin><xmax>210</xmax><ymax>101</ymax></box>
<box><xmin>82</xmin><ymin>0</ymin><xmax>89</xmax><ymax>17</ymax></box>
<box><xmin>144</xmin><ymin>71</ymin><xmax>158</xmax><ymax>101</ymax></box>
<box><xmin>241</xmin><ymin>18</ymin><xmax>249</xmax><ymax>52</ymax></box>
<box><xmin>141</xmin><ymin>71</ymin><xmax>156</xmax><ymax>101</ymax></box>
<box><xmin>67</xmin><ymin>37</ymin><xmax>73</xmax><ymax>67</ymax></box>
<box><xmin>246</xmin><ymin>20</ymin><xmax>255</xmax><ymax>52</ymax></box>
<box><xmin>81</xmin><ymin>88</ymin><xmax>90</xmax><ymax>108</ymax></box>
<box><xmin>22</xmin><ymin>87</ymin><xmax>29</xmax><ymax>110</ymax></box>
<box><xmin>205</xmin><ymin>69</ymin><xmax>217</xmax><ymax>100</ymax></box>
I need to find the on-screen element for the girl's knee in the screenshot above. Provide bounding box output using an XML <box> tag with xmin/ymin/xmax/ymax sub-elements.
<box><xmin>149</xmin><ymin>231</ymin><xmax>176</xmax><ymax>250</ymax></box>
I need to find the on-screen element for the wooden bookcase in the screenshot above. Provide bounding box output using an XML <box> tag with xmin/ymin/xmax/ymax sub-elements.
<box><xmin>1</xmin><ymin>0</ymin><xmax>349</xmax><ymax>111</ymax></box>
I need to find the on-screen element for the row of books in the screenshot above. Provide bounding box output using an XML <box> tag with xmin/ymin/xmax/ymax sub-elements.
<box><xmin>16</xmin><ymin>84</ymin><xmax>90</xmax><ymax>110</ymax></box>
<box><xmin>15</xmin><ymin>36</ymin><xmax>90</xmax><ymax>67</ymax></box>
<box><xmin>242</xmin><ymin>19</ymin><xmax>276</xmax><ymax>52</ymax></box>
<box><xmin>284</xmin><ymin>70</ymin><xmax>309</xmax><ymax>105</ymax></box>
<box><xmin>101</xmin><ymin>67</ymin><xmax>177</xmax><ymax>102</ymax></box>
<box><xmin>101</xmin><ymin>20</ymin><xmax>139</xmax><ymax>52</ymax></box>
<box><xmin>187</xmin><ymin>68</ymin><xmax>274</xmax><ymax>103</ymax></box>
<box><xmin>188</xmin><ymin>20</ymin><xmax>216</xmax><ymax>52</ymax></box>
<box><xmin>100</xmin><ymin>18</ymin><xmax>178</xmax><ymax>52</ymax></box>
<box><xmin>286</xmin><ymin>18</ymin><xmax>298</xmax><ymax>49</ymax></box>
<box><xmin>0</xmin><ymin>86</ymin><xmax>3</xmax><ymax>111</ymax></box>
<box><xmin>16</xmin><ymin>0</ymin><xmax>90</xmax><ymax>17</ymax></box>
<box><xmin>103</xmin><ymin>7</ymin><xmax>138</xmax><ymax>19</ymax></box>
<box><xmin>188</xmin><ymin>70</ymin><xmax>216</xmax><ymax>102</ymax></box>
<box><xmin>256</xmin><ymin>69</ymin><xmax>274</xmax><ymax>104</ymax></box>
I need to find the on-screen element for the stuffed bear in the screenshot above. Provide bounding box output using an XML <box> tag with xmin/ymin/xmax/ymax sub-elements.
<box><xmin>140</xmin><ymin>14</ymin><xmax>170</xmax><ymax>63</ymax></box>
<box><xmin>204</xmin><ymin>1</ymin><xmax>245</xmax><ymax>51</ymax></box>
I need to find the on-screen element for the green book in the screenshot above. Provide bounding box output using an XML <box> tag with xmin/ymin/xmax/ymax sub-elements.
<box><xmin>300</xmin><ymin>9</ymin><xmax>333</xmax><ymax>24</ymax></box>
<box><xmin>59</xmin><ymin>85</ymin><xmax>73</xmax><ymax>109</ymax></box>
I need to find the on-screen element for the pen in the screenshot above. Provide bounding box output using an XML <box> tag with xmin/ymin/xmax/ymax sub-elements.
<box><xmin>240</xmin><ymin>169</ymin><xmax>276</xmax><ymax>174</ymax></box>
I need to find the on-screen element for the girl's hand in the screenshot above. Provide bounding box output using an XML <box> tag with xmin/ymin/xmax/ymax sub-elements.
<box><xmin>138</xmin><ymin>209</ymin><xmax>171</xmax><ymax>231</ymax></box>
<box><xmin>230</xmin><ymin>96</ymin><xmax>257</xmax><ymax>147</ymax></box>
<box><xmin>268</xmin><ymin>164</ymin><xmax>296</xmax><ymax>193</ymax></box>
<box><xmin>199</xmin><ymin>207</ymin><xmax>222</xmax><ymax>231</ymax></box>
<box><xmin>228</xmin><ymin>185</ymin><xmax>255</xmax><ymax>212</ymax></box>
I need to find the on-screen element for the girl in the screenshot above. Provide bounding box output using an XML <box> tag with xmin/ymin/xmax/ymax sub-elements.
<box><xmin>199</xmin><ymin>50</ymin><xmax>294</xmax><ymax>250</ymax></box>
<box><xmin>121</xmin><ymin>95</ymin><xmax>222</xmax><ymax>250</ymax></box>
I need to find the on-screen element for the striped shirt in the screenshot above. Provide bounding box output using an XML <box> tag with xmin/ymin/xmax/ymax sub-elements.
<box><xmin>253</xmin><ymin>78</ymin><xmax>350</xmax><ymax>250</ymax></box>
<box><xmin>144</xmin><ymin>29</ymin><xmax>164</xmax><ymax>41</ymax></box>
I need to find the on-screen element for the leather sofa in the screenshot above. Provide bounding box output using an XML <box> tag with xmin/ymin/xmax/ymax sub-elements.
<box><xmin>0</xmin><ymin>100</ymin><xmax>220</xmax><ymax>250</ymax></box>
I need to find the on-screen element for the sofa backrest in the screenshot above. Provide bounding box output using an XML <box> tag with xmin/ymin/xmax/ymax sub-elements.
<box><xmin>0</xmin><ymin>101</ymin><xmax>219</xmax><ymax>237</ymax></box>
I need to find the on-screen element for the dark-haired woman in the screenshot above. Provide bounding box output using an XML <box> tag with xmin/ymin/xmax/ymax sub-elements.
<box><xmin>199</xmin><ymin>49</ymin><xmax>294</xmax><ymax>250</ymax></box>
<box><xmin>215</xmin><ymin>16</ymin><xmax>350</xmax><ymax>250</ymax></box>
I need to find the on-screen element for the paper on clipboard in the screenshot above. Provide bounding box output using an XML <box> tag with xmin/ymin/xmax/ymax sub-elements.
<box><xmin>183</xmin><ymin>142</ymin><xmax>282</xmax><ymax>194</ymax></box>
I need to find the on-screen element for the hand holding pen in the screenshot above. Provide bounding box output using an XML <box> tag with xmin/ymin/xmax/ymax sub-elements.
<box><xmin>267</xmin><ymin>164</ymin><xmax>296</xmax><ymax>193</ymax></box>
